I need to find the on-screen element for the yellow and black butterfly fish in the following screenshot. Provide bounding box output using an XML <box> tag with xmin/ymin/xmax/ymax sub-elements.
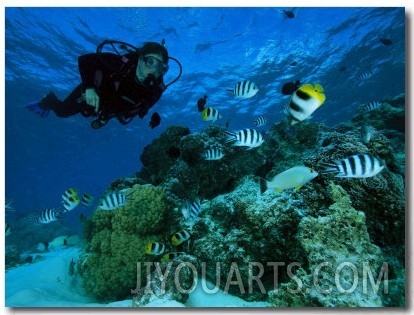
<box><xmin>287</xmin><ymin>83</ymin><xmax>326</xmax><ymax>125</ymax></box>
<box><xmin>171</xmin><ymin>230</ymin><xmax>191</xmax><ymax>246</ymax></box>
<box><xmin>145</xmin><ymin>242</ymin><xmax>166</xmax><ymax>255</ymax></box>
<box><xmin>201</xmin><ymin>107</ymin><xmax>221</xmax><ymax>122</ymax></box>
<box><xmin>160</xmin><ymin>252</ymin><xmax>186</xmax><ymax>263</ymax></box>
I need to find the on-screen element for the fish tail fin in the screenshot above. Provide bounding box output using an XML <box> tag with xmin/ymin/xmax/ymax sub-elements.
<box><xmin>224</xmin><ymin>131</ymin><xmax>236</xmax><ymax>143</ymax></box>
<box><xmin>26</xmin><ymin>215</ymin><xmax>38</xmax><ymax>225</ymax></box>
<box><xmin>317</xmin><ymin>162</ymin><xmax>340</xmax><ymax>175</ymax></box>
<box><xmin>259</xmin><ymin>177</ymin><xmax>268</xmax><ymax>194</ymax></box>
<box><xmin>226</xmin><ymin>89</ymin><xmax>234</xmax><ymax>95</ymax></box>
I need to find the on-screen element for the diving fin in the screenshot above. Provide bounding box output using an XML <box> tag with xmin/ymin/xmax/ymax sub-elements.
<box><xmin>26</xmin><ymin>101</ymin><xmax>50</xmax><ymax>118</ymax></box>
<box><xmin>26</xmin><ymin>92</ymin><xmax>59</xmax><ymax>118</ymax></box>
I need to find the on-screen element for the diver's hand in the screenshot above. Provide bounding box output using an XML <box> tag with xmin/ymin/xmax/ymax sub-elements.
<box><xmin>85</xmin><ymin>88</ymin><xmax>100</xmax><ymax>113</ymax></box>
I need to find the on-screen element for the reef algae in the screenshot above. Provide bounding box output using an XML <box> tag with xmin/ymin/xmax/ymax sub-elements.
<box><xmin>269</xmin><ymin>182</ymin><xmax>386</xmax><ymax>307</ymax></box>
<box><xmin>78</xmin><ymin>184</ymin><xmax>171</xmax><ymax>302</ymax></box>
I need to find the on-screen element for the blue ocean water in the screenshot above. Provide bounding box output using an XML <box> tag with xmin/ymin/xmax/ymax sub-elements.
<box><xmin>5</xmin><ymin>8</ymin><xmax>404</xmax><ymax>248</ymax></box>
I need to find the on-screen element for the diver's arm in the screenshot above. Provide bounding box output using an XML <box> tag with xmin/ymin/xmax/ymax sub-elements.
<box><xmin>78</xmin><ymin>53</ymin><xmax>121</xmax><ymax>112</ymax></box>
<box><xmin>85</xmin><ymin>88</ymin><xmax>100</xmax><ymax>113</ymax></box>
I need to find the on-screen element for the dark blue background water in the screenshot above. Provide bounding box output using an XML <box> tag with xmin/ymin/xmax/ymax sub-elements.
<box><xmin>5</xmin><ymin>7</ymin><xmax>405</xmax><ymax>231</ymax></box>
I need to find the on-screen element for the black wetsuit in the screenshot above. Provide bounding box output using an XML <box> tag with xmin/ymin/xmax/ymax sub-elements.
<box><xmin>40</xmin><ymin>52</ymin><xmax>165</xmax><ymax>127</ymax></box>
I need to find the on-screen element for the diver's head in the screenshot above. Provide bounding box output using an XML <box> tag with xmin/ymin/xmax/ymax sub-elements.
<box><xmin>136</xmin><ymin>42</ymin><xmax>169</xmax><ymax>86</ymax></box>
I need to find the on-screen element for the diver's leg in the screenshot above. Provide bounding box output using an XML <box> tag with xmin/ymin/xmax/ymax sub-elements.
<box><xmin>54</xmin><ymin>84</ymin><xmax>88</xmax><ymax>117</ymax></box>
<box><xmin>27</xmin><ymin>84</ymin><xmax>89</xmax><ymax>118</ymax></box>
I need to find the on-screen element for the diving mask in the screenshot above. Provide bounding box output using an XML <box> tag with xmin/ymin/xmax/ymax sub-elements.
<box><xmin>143</xmin><ymin>55</ymin><xmax>169</xmax><ymax>76</ymax></box>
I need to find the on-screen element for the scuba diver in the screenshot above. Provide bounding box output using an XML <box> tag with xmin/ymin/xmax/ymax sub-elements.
<box><xmin>27</xmin><ymin>39</ymin><xmax>182</xmax><ymax>129</ymax></box>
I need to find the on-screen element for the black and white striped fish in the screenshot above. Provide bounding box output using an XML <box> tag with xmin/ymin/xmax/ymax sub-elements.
<box><xmin>225</xmin><ymin>128</ymin><xmax>264</xmax><ymax>149</ymax></box>
<box><xmin>181</xmin><ymin>198</ymin><xmax>203</xmax><ymax>222</ymax></box>
<box><xmin>318</xmin><ymin>154</ymin><xmax>385</xmax><ymax>178</ymax></box>
<box><xmin>227</xmin><ymin>80</ymin><xmax>259</xmax><ymax>99</ymax></box>
<box><xmin>30</xmin><ymin>208</ymin><xmax>64</xmax><ymax>224</ymax></box>
<box><xmin>203</xmin><ymin>148</ymin><xmax>224</xmax><ymax>160</ymax></box>
<box><xmin>253</xmin><ymin>115</ymin><xmax>267</xmax><ymax>127</ymax></box>
<box><xmin>360</xmin><ymin>101</ymin><xmax>383</xmax><ymax>113</ymax></box>
<box><xmin>354</xmin><ymin>71</ymin><xmax>372</xmax><ymax>82</ymax></box>
<box><xmin>98</xmin><ymin>192</ymin><xmax>131</xmax><ymax>210</ymax></box>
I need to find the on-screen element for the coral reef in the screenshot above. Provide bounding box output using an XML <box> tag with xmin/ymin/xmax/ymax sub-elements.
<box><xmin>77</xmin><ymin>92</ymin><xmax>404</xmax><ymax>305</ymax></box>
<box><xmin>78</xmin><ymin>184</ymin><xmax>171</xmax><ymax>302</ymax></box>
<box><xmin>352</xmin><ymin>94</ymin><xmax>405</xmax><ymax>134</ymax></box>
<box><xmin>268</xmin><ymin>183</ymin><xmax>386</xmax><ymax>307</ymax></box>
<box><xmin>138</xmin><ymin>125</ymin><xmax>266</xmax><ymax>200</ymax></box>
<box><xmin>138</xmin><ymin>126</ymin><xmax>191</xmax><ymax>185</ymax></box>
<box><xmin>306</xmin><ymin>126</ymin><xmax>405</xmax><ymax>249</ymax></box>
<box><xmin>132</xmin><ymin>254</ymin><xmax>199</xmax><ymax>307</ymax></box>
<box><xmin>192</xmin><ymin>176</ymin><xmax>309</xmax><ymax>301</ymax></box>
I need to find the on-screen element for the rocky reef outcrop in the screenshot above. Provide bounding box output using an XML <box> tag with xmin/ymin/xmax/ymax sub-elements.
<box><xmin>78</xmin><ymin>94</ymin><xmax>405</xmax><ymax>306</ymax></box>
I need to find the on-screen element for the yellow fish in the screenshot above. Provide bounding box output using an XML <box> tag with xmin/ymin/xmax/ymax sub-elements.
<box><xmin>260</xmin><ymin>166</ymin><xmax>318</xmax><ymax>193</ymax></box>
